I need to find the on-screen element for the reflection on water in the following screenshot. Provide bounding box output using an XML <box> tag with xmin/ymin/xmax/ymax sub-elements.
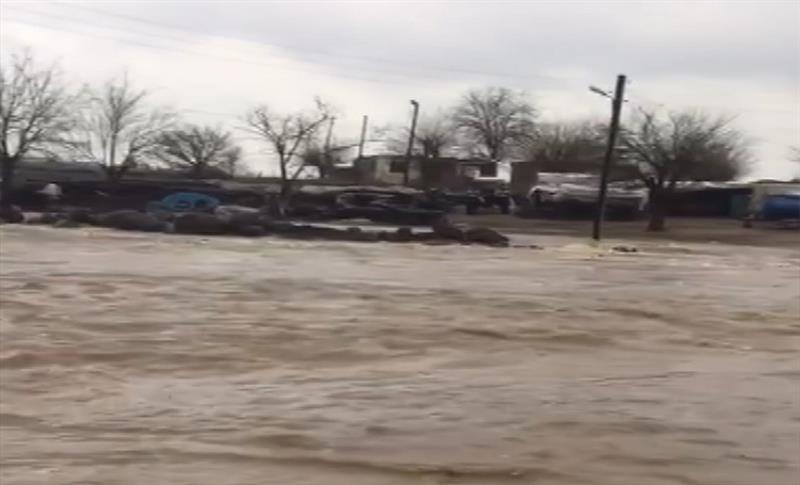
<box><xmin>1</xmin><ymin>226</ymin><xmax>799</xmax><ymax>485</ymax></box>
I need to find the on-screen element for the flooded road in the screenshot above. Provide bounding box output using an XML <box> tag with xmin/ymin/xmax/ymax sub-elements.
<box><xmin>1</xmin><ymin>225</ymin><xmax>798</xmax><ymax>485</ymax></box>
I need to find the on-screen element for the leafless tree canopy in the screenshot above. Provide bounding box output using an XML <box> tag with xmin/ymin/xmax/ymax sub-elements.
<box><xmin>0</xmin><ymin>52</ymin><xmax>77</xmax><ymax>207</ymax></box>
<box><xmin>244</xmin><ymin>98</ymin><xmax>330</xmax><ymax>195</ymax></box>
<box><xmin>452</xmin><ymin>86</ymin><xmax>537</xmax><ymax>160</ymax></box>
<box><xmin>156</xmin><ymin>125</ymin><xmax>241</xmax><ymax>178</ymax></box>
<box><xmin>385</xmin><ymin>111</ymin><xmax>456</xmax><ymax>159</ymax></box>
<box><xmin>527</xmin><ymin>121</ymin><xmax>606</xmax><ymax>172</ymax></box>
<box><xmin>621</xmin><ymin>109</ymin><xmax>750</xmax><ymax>184</ymax></box>
<box><xmin>77</xmin><ymin>76</ymin><xmax>175</xmax><ymax>181</ymax></box>
<box><xmin>406</xmin><ymin>111</ymin><xmax>457</xmax><ymax>159</ymax></box>
<box><xmin>620</xmin><ymin>109</ymin><xmax>751</xmax><ymax>230</ymax></box>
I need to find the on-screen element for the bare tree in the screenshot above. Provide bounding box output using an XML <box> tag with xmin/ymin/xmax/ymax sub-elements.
<box><xmin>620</xmin><ymin>109</ymin><xmax>751</xmax><ymax>231</ymax></box>
<box><xmin>244</xmin><ymin>98</ymin><xmax>331</xmax><ymax>204</ymax></box>
<box><xmin>452</xmin><ymin>86</ymin><xmax>537</xmax><ymax>160</ymax></box>
<box><xmin>297</xmin><ymin>131</ymin><xmax>337</xmax><ymax>178</ymax></box>
<box><xmin>77</xmin><ymin>76</ymin><xmax>174</xmax><ymax>182</ymax></box>
<box><xmin>391</xmin><ymin>110</ymin><xmax>456</xmax><ymax>159</ymax></box>
<box><xmin>155</xmin><ymin>124</ymin><xmax>241</xmax><ymax>178</ymax></box>
<box><xmin>0</xmin><ymin>51</ymin><xmax>78</xmax><ymax>209</ymax></box>
<box><xmin>527</xmin><ymin>121</ymin><xmax>606</xmax><ymax>172</ymax></box>
<box><xmin>219</xmin><ymin>151</ymin><xmax>244</xmax><ymax>178</ymax></box>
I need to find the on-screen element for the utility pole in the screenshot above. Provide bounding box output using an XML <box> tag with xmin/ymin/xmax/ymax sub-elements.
<box><xmin>403</xmin><ymin>99</ymin><xmax>419</xmax><ymax>186</ymax></box>
<box><xmin>592</xmin><ymin>74</ymin><xmax>626</xmax><ymax>241</ymax></box>
<box><xmin>322</xmin><ymin>116</ymin><xmax>336</xmax><ymax>178</ymax></box>
<box><xmin>357</xmin><ymin>115</ymin><xmax>368</xmax><ymax>160</ymax></box>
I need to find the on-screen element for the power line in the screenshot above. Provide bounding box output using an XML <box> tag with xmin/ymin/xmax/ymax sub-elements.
<box><xmin>0</xmin><ymin>13</ymin><xmax>432</xmax><ymax>87</ymax></box>
<box><xmin>52</xmin><ymin>0</ymin><xmax>565</xmax><ymax>86</ymax></box>
<box><xmin>625</xmin><ymin>86</ymin><xmax>798</xmax><ymax>115</ymax></box>
<box><xmin>3</xmin><ymin>3</ymin><xmax>560</xmax><ymax>87</ymax></box>
<box><xmin>4</xmin><ymin>7</ymin><xmax>794</xmax><ymax>119</ymax></box>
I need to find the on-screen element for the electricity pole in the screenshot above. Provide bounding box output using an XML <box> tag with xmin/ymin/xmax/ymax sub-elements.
<box><xmin>403</xmin><ymin>100</ymin><xmax>419</xmax><ymax>186</ymax></box>
<box><xmin>324</xmin><ymin>116</ymin><xmax>336</xmax><ymax>152</ymax></box>
<box><xmin>357</xmin><ymin>115</ymin><xmax>368</xmax><ymax>160</ymax></box>
<box><xmin>592</xmin><ymin>74</ymin><xmax>626</xmax><ymax>241</ymax></box>
<box><xmin>322</xmin><ymin>116</ymin><xmax>336</xmax><ymax>178</ymax></box>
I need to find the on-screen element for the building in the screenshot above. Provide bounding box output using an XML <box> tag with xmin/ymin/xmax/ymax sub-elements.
<box><xmin>12</xmin><ymin>158</ymin><xmax>105</xmax><ymax>187</ymax></box>
<box><xmin>668</xmin><ymin>182</ymin><xmax>752</xmax><ymax>218</ymax></box>
<box><xmin>509</xmin><ymin>160</ymin><xmax>538</xmax><ymax>201</ymax></box>
<box><xmin>326</xmin><ymin>153</ymin><xmax>498</xmax><ymax>190</ymax></box>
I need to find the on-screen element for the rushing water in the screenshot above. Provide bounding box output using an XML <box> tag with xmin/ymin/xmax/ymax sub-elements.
<box><xmin>1</xmin><ymin>225</ymin><xmax>798</xmax><ymax>485</ymax></box>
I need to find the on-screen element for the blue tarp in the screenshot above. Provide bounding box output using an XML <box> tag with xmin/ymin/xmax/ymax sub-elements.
<box><xmin>158</xmin><ymin>192</ymin><xmax>220</xmax><ymax>211</ymax></box>
<box><xmin>761</xmin><ymin>195</ymin><xmax>800</xmax><ymax>221</ymax></box>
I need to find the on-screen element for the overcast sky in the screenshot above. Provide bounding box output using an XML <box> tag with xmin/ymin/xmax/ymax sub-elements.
<box><xmin>1</xmin><ymin>0</ymin><xmax>798</xmax><ymax>179</ymax></box>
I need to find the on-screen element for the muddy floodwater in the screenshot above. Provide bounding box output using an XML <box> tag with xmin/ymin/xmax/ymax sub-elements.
<box><xmin>1</xmin><ymin>225</ymin><xmax>798</xmax><ymax>485</ymax></box>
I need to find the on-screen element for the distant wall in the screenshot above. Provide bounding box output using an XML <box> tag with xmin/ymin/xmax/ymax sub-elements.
<box><xmin>340</xmin><ymin>156</ymin><xmax>495</xmax><ymax>191</ymax></box>
<box><xmin>669</xmin><ymin>188</ymin><xmax>752</xmax><ymax>218</ymax></box>
<box><xmin>510</xmin><ymin>161</ymin><xmax>538</xmax><ymax>199</ymax></box>
<box><xmin>13</xmin><ymin>161</ymin><xmax>105</xmax><ymax>187</ymax></box>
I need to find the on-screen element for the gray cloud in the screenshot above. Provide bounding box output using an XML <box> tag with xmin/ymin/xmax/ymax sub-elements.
<box><xmin>1</xmin><ymin>0</ymin><xmax>798</xmax><ymax>178</ymax></box>
<box><xmin>105</xmin><ymin>1</ymin><xmax>798</xmax><ymax>85</ymax></box>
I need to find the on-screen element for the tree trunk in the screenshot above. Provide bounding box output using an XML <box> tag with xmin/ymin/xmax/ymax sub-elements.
<box><xmin>105</xmin><ymin>165</ymin><xmax>120</xmax><ymax>184</ymax></box>
<box><xmin>278</xmin><ymin>157</ymin><xmax>290</xmax><ymax>218</ymax></box>
<box><xmin>0</xmin><ymin>156</ymin><xmax>18</xmax><ymax>210</ymax></box>
<box><xmin>647</xmin><ymin>186</ymin><xmax>668</xmax><ymax>232</ymax></box>
<box><xmin>192</xmin><ymin>163</ymin><xmax>205</xmax><ymax>179</ymax></box>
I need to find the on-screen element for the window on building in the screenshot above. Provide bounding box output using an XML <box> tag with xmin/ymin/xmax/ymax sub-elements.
<box><xmin>479</xmin><ymin>163</ymin><xmax>497</xmax><ymax>177</ymax></box>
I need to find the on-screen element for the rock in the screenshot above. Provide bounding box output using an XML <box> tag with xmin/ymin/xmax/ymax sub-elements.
<box><xmin>340</xmin><ymin>227</ymin><xmax>379</xmax><ymax>242</ymax></box>
<box><xmin>263</xmin><ymin>221</ymin><xmax>296</xmax><ymax>234</ymax></box>
<box><xmin>355</xmin><ymin>231</ymin><xmax>381</xmax><ymax>242</ymax></box>
<box><xmin>231</xmin><ymin>225</ymin><xmax>266</xmax><ymax>237</ymax></box>
<box><xmin>53</xmin><ymin>219</ymin><xmax>82</xmax><ymax>229</ymax></box>
<box><xmin>383</xmin><ymin>227</ymin><xmax>414</xmax><ymax>243</ymax></box>
<box><xmin>511</xmin><ymin>244</ymin><xmax>543</xmax><ymax>250</ymax></box>
<box><xmin>0</xmin><ymin>205</ymin><xmax>25</xmax><ymax>224</ymax></box>
<box><xmin>96</xmin><ymin>210</ymin><xmax>165</xmax><ymax>232</ymax></box>
<box><xmin>215</xmin><ymin>205</ymin><xmax>263</xmax><ymax>225</ymax></box>
<box><xmin>465</xmin><ymin>227</ymin><xmax>510</xmax><ymax>247</ymax></box>
<box><xmin>148</xmin><ymin>209</ymin><xmax>175</xmax><ymax>223</ymax></box>
<box><xmin>173</xmin><ymin>213</ymin><xmax>228</xmax><ymax>235</ymax></box>
<box><xmin>39</xmin><ymin>212</ymin><xmax>66</xmax><ymax>224</ymax></box>
<box><xmin>225</xmin><ymin>210</ymin><xmax>270</xmax><ymax>236</ymax></box>
<box><xmin>66</xmin><ymin>208</ymin><xmax>95</xmax><ymax>224</ymax></box>
<box><xmin>342</xmin><ymin>226</ymin><xmax>379</xmax><ymax>242</ymax></box>
<box><xmin>395</xmin><ymin>227</ymin><xmax>413</xmax><ymax>242</ymax></box>
<box><xmin>23</xmin><ymin>214</ymin><xmax>44</xmax><ymax>225</ymax></box>
<box><xmin>431</xmin><ymin>218</ymin><xmax>465</xmax><ymax>241</ymax></box>
<box><xmin>409</xmin><ymin>231</ymin><xmax>438</xmax><ymax>242</ymax></box>
<box><xmin>422</xmin><ymin>239</ymin><xmax>457</xmax><ymax>246</ymax></box>
<box><xmin>25</xmin><ymin>212</ymin><xmax>60</xmax><ymax>225</ymax></box>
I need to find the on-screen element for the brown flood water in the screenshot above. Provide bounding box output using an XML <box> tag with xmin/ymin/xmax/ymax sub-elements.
<box><xmin>1</xmin><ymin>225</ymin><xmax>798</xmax><ymax>485</ymax></box>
